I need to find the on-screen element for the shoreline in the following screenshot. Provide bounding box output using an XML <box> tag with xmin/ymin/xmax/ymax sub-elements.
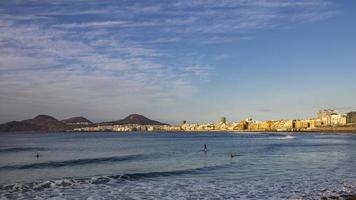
<box><xmin>1</xmin><ymin>129</ymin><xmax>356</xmax><ymax>134</ymax></box>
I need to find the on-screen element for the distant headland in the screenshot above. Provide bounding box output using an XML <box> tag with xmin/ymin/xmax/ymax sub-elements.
<box><xmin>1</xmin><ymin>109</ymin><xmax>356</xmax><ymax>133</ymax></box>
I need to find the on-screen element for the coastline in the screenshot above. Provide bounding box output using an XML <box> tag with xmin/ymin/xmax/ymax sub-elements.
<box><xmin>2</xmin><ymin>129</ymin><xmax>356</xmax><ymax>134</ymax></box>
<box><xmin>69</xmin><ymin>127</ymin><xmax>356</xmax><ymax>134</ymax></box>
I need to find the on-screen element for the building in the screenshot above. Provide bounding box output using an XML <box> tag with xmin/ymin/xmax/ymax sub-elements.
<box><xmin>97</xmin><ymin>125</ymin><xmax>114</xmax><ymax>131</ymax></box>
<box><xmin>330</xmin><ymin>114</ymin><xmax>347</xmax><ymax>126</ymax></box>
<box><xmin>196</xmin><ymin>123</ymin><xmax>215</xmax><ymax>131</ymax></box>
<box><xmin>181</xmin><ymin>123</ymin><xmax>198</xmax><ymax>131</ymax></box>
<box><xmin>245</xmin><ymin>118</ymin><xmax>254</xmax><ymax>123</ymax></box>
<box><xmin>220</xmin><ymin>117</ymin><xmax>226</xmax><ymax>124</ymax></box>
<box><xmin>295</xmin><ymin>119</ymin><xmax>316</xmax><ymax>130</ymax></box>
<box><xmin>235</xmin><ymin>120</ymin><xmax>248</xmax><ymax>130</ymax></box>
<box><xmin>248</xmin><ymin>121</ymin><xmax>266</xmax><ymax>131</ymax></box>
<box><xmin>346</xmin><ymin>112</ymin><xmax>356</xmax><ymax>124</ymax></box>
<box><xmin>317</xmin><ymin>109</ymin><xmax>337</xmax><ymax>126</ymax></box>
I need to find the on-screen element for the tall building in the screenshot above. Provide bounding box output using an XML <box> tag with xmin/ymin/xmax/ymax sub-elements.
<box><xmin>220</xmin><ymin>117</ymin><xmax>226</xmax><ymax>124</ymax></box>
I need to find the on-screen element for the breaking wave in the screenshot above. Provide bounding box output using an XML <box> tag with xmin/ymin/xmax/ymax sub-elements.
<box><xmin>274</xmin><ymin>135</ymin><xmax>295</xmax><ymax>140</ymax></box>
<box><xmin>0</xmin><ymin>154</ymin><xmax>148</xmax><ymax>170</ymax></box>
<box><xmin>0</xmin><ymin>147</ymin><xmax>47</xmax><ymax>153</ymax></box>
<box><xmin>0</xmin><ymin>167</ymin><xmax>355</xmax><ymax>200</ymax></box>
<box><xmin>0</xmin><ymin>163</ymin><xmax>232</xmax><ymax>192</ymax></box>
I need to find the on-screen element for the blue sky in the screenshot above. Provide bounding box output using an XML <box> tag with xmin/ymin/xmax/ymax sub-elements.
<box><xmin>0</xmin><ymin>0</ymin><xmax>355</xmax><ymax>124</ymax></box>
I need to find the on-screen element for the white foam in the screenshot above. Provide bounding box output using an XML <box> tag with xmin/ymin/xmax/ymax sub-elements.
<box><xmin>275</xmin><ymin>135</ymin><xmax>295</xmax><ymax>140</ymax></box>
<box><xmin>1</xmin><ymin>175</ymin><xmax>354</xmax><ymax>200</ymax></box>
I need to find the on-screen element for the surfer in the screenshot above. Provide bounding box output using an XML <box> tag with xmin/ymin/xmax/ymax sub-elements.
<box><xmin>36</xmin><ymin>153</ymin><xmax>39</xmax><ymax>159</ymax></box>
<box><xmin>230</xmin><ymin>153</ymin><xmax>238</xmax><ymax>159</ymax></box>
<box><xmin>204</xmin><ymin>144</ymin><xmax>208</xmax><ymax>152</ymax></box>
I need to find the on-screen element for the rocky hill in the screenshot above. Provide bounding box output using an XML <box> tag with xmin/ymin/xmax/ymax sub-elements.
<box><xmin>0</xmin><ymin>114</ymin><xmax>167</xmax><ymax>132</ymax></box>
<box><xmin>0</xmin><ymin>115</ymin><xmax>68</xmax><ymax>132</ymax></box>
<box><xmin>61</xmin><ymin>116</ymin><xmax>93</xmax><ymax>125</ymax></box>
<box><xmin>108</xmin><ymin>114</ymin><xmax>168</xmax><ymax>125</ymax></box>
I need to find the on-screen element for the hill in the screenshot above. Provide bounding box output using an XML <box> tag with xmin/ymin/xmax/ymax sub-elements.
<box><xmin>0</xmin><ymin>114</ymin><xmax>168</xmax><ymax>132</ymax></box>
<box><xmin>109</xmin><ymin>114</ymin><xmax>168</xmax><ymax>125</ymax></box>
<box><xmin>0</xmin><ymin>115</ymin><xmax>67</xmax><ymax>132</ymax></box>
<box><xmin>61</xmin><ymin>116</ymin><xmax>93</xmax><ymax>125</ymax></box>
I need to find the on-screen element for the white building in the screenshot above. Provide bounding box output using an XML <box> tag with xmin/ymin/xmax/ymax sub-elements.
<box><xmin>330</xmin><ymin>114</ymin><xmax>347</xmax><ymax>126</ymax></box>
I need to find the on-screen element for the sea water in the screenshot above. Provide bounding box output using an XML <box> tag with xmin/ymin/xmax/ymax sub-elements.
<box><xmin>0</xmin><ymin>132</ymin><xmax>355</xmax><ymax>199</ymax></box>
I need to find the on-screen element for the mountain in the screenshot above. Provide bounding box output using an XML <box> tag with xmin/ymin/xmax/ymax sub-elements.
<box><xmin>109</xmin><ymin>114</ymin><xmax>168</xmax><ymax>125</ymax></box>
<box><xmin>0</xmin><ymin>115</ymin><xmax>67</xmax><ymax>132</ymax></box>
<box><xmin>0</xmin><ymin>114</ymin><xmax>167</xmax><ymax>132</ymax></box>
<box><xmin>61</xmin><ymin>116</ymin><xmax>93</xmax><ymax>125</ymax></box>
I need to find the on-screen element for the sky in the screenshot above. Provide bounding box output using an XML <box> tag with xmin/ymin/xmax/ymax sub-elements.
<box><xmin>0</xmin><ymin>0</ymin><xmax>356</xmax><ymax>124</ymax></box>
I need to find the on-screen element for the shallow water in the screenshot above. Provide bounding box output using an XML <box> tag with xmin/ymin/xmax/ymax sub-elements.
<box><xmin>0</xmin><ymin>132</ymin><xmax>355</xmax><ymax>199</ymax></box>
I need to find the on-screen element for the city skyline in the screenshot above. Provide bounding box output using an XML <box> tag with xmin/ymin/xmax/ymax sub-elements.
<box><xmin>1</xmin><ymin>0</ymin><xmax>356</xmax><ymax>124</ymax></box>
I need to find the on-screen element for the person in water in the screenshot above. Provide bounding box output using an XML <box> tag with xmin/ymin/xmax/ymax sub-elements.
<box><xmin>36</xmin><ymin>153</ymin><xmax>39</xmax><ymax>159</ymax></box>
<box><xmin>230</xmin><ymin>153</ymin><xmax>239</xmax><ymax>158</ymax></box>
<box><xmin>204</xmin><ymin>144</ymin><xmax>207</xmax><ymax>152</ymax></box>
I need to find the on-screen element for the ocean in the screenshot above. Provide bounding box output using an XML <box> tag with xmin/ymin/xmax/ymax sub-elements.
<box><xmin>0</xmin><ymin>132</ymin><xmax>355</xmax><ymax>199</ymax></box>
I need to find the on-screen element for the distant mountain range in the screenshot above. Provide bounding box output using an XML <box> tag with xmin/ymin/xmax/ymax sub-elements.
<box><xmin>0</xmin><ymin>114</ymin><xmax>167</xmax><ymax>132</ymax></box>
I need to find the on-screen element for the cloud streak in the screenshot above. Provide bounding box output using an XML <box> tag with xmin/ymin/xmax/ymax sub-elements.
<box><xmin>0</xmin><ymin>0</ymin><xmax>337</xmax><ymax>122</ymax></box>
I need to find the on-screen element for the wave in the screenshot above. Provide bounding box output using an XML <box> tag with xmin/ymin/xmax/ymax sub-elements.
<box><xmin>0</xmin><ymin>163</ymin><xmax>233</xmax><ymax>192</ymax></box>
<box><xmin>276</xmin><ymin>135</ymin><xmax>295</xmax><ymax>140</ymax></box>
<box><xmin>114</xmin><ymin>163</ymin><xmax>233</xmax><ymax>180</ymax></box>
<box><xmin>0</xmin><ymin>147</ymin><xmax>47</xmax><ymax>153</ymax></box>
<box><xmin>0</xmin><ymin>154</ymin><xmax>147</xmax><ymax>170</ymax></box>
<box><xmin>1</xmin><ymin>164</ymin><xmax>355</xmax><ymax>200</ymax></box>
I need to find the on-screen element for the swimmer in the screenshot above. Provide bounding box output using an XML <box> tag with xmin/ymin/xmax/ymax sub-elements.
<box><xmin>230</xmin><ymin>153</ymin><xmax>238</xmax><ymax>158</ymax></box>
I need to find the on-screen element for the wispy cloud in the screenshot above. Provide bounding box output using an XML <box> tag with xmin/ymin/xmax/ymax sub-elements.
<box><xmin>53</xmin><ymin>21</ymin><xmax>128</xmax><ymax>29</ymax></box>
<box><xmin>0</xmin><ymin>0</ymin><xmax>338</xmax><ymax>122</ymax></box>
